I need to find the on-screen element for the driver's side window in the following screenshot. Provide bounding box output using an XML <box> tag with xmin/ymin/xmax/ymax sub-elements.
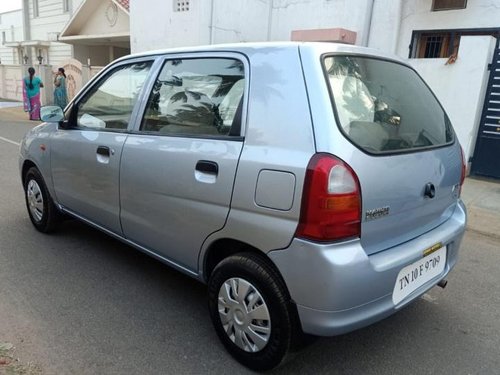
<box><xmin>75</xmin><ymin>61</ymin><xmax>152</xmax><ymax>130</ymax></box>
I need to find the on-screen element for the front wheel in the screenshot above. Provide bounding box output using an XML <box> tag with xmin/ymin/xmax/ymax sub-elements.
<box><xmin>208</xmin><ymin>253</ymin><xmax>299</xmax><ymax>371</ymax></box>
<box><xmin>24</xmin><ymin>167</ymin><xmax>60</xmax><ymax>233</ymax></box>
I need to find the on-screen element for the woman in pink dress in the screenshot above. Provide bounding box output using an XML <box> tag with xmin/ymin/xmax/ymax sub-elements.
<box><xmin>22</xmin><ymin>67</ymin><xmax>44</xmax><ymax>120</ymax></box>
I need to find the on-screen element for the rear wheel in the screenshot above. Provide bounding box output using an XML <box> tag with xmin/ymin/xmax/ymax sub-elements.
<box><xmin>24</xmin><ymin>167</ymin><xmax>60</xmax><ymax>233</ymax></box>
<box><xmin>208</xmin><ymin>253</ymin><xmax>298</xmax><ymax>371</ymax></box>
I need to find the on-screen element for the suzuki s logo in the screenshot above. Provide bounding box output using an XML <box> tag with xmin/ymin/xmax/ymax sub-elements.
<box><xmin>365</xmin><ymin>206</ymin><xmax>390</xmax><ymax>221</ymax></box>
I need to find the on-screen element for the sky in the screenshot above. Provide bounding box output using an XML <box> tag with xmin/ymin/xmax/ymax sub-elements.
<box><xmin>0</xmin><ymin>0</ymin><xmax>22</xmax><ymax>14</ymax></box>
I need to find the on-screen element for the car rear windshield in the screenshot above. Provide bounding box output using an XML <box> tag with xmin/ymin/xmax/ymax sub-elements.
<box><xmin>323</xmin><ymin>56</ymin><xmax>454</xmax><ymax>154</ymax></box>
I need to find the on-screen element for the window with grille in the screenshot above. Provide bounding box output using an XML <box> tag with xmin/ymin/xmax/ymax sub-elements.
<box><xmin>432</xmin><ymin>0</ymin><xmax>467</xmax><ymax>11</ymax></box>
<box><xmin>425</xmin><ymin>35</ymin><xmax>442</xmax><ymax>58</ymax></box>
<box><xmin>410</xmin><ymin>29</ymin><xmax>499</xmax><ymax>59</ymax></box>
<box><xmin>173</xmin><ymin>1</ymin><xmax>190</xmax><ymax>12</ymax></box>
<box><xmin>413</xmin><ymin>33</ymin><xmax>456</xmax><ymax>59</ymax></box>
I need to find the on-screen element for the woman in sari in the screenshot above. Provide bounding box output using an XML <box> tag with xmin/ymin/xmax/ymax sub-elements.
<box><xmin>22</xmin><ymin>67</ymin><xmax>44</xmax><ymax>120</ymax></box>
<box><xmin>53</xmin><ymin>67</ymin><xmax>68</xmax><ymax>109</ymax></box>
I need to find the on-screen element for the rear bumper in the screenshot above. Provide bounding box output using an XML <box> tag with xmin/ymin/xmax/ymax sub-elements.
<box><xmin>268</xmin><ymin>200</ymin><xmax>467</xmax><ymax>336</ymax></box>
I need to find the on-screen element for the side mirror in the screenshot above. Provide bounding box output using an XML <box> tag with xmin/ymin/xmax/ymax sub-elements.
<box><xmin>40</xmin><ymin>106</ymin><xmax>64</xmax><ymax>123</ymax></box>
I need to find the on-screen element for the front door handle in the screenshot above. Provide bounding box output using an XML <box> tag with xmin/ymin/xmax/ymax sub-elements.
<box><xmin>96</xmin><ymin>146</ymin><xmax>114</xmax><ymax>164</ymax></box>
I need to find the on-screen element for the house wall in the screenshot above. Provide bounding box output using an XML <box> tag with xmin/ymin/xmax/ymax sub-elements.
<box><xmin>268</xmin><ymin>0</ymin><xmax>371</xmax><ymax>44</ymax></box>
<box><xmin>0</xmin><ymin>10</ymin><xmax>23</xmax><ymax>64</ymax></box>
<box><xmin>205</xmin><ymin>0</ymin><xmax>270</xmax><ymax>44</ymax></box>
<box><xmin>131</xmin><ymin>0</ymin><xmax>378</xmax><ymax>53</ymax></box>
<box><xmin>131</xmin><ymin>0</ymin><xmax>500</xmax><ymax>57</ymax></box>
<box><xmin>0</xmin><ymin>64</ymin><xmax>23</xmax><ymax>100</ymax></box>
<box><xmin>367</xmin><ymin>0</ymin><xmax>402</xmax><ymax>53</ymax></box>
<box><xmin>408</xmin><ymin>36</ymin><xmax>497</xmax><ymax>166</ymax></box>
<box><xmin>130</xmin><ymin>0</ymin><xmax>205</xmax><ymax>52</ymax></box>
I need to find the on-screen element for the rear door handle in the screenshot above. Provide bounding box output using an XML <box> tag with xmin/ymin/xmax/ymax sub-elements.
<box><xmin>195</xmin><ymin>160</ymin><xmax>218</xmax><ymax>175</ymax></box>
<box><xmin>195</xmin><ymin>160</ymin><xmax>219</xmax><ymax>184</ymax></box>
<box><xmin>97</xmin><ymin>146</ymin><xmax>111</xmax><ymax>156</ymax></box>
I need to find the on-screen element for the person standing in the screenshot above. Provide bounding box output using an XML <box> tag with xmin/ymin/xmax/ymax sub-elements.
<box><xmin>53</xmin><ymin>67</ymin><xmax>68</xmax><ymax>109</ymax></box>
<box><xmin>22</xmin><ymin>67</ymin><xmax>44</xmax><ymax>120</ymax></box>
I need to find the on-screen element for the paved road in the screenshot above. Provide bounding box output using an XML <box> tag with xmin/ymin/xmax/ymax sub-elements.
<box><xmin>1</xmin><ymin>118</ymin><xmax>499</xmax><ymax>374</ymax></box>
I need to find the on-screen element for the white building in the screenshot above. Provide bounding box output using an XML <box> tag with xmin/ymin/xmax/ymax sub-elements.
<box><xmin>0</xmin><ymin>9</ymin><xmax>24</xmax><ymax>64</ymax></box>
<box><xmin>130</xmin><ymin>0</ymin><xmax>500</xmax><ymax>178</ymax></box>
<box><xmin>3</xmin><ymin>0</ymin><xmax>84</xmax><ymax>67</ymax></box>
<box><xmin>0</xmin><ymin>0</ymin><xmax>130</xmax><ymax>103</ymax></box>
<box><xmin>4</xmin><ymin>0</ymin><xmax>130</xmax><ymax>68</ymax></box>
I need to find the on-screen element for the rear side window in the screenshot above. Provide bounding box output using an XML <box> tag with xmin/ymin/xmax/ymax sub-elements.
<box><xmin>324</xmin><ymin>56</ymin><xmax>454</xmax><ymax>154</ymax></box>
<box><xmin>141</xmin><ymin>58</ymin><xmax>245</xmax><ymax>137</ymax></box>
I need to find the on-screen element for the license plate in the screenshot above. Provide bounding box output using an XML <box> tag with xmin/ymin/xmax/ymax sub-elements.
<box><xmin>392</xmin><ymin>246</ymin><xmax>447</xmax><ymax>305</ymax></box>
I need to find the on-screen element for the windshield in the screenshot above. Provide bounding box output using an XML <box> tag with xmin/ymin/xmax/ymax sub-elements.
<box><xmin>324</xmin><ymin>56</ymin><xmax>454</xmax><ymax>154</ymax></box>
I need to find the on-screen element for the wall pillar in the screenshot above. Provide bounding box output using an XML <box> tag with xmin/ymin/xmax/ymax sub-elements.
<box><xmin>0</xmin><ymin>65</ymin><xmax>5</xmax><ymax>99</ymax></box>
<box><xmin>109</xmin><ymin>46</ymin><xmax>114</xmax><ymax>62</ymax></box>
<box><xmin>36</xmin><ymin>64</ymin><xmax>53</xmax><ymax>106</ymax></box>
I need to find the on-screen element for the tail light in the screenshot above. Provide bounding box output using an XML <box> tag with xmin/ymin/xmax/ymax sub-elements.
<box><xmin>459</xmin><ymin>146</ymin><xmax>466</xmax><ymax>197</ymax></box>
<box><xmin>296</xmin><ymin>153</ymin><xmax>361</xmax><ymax>242</ymax></box>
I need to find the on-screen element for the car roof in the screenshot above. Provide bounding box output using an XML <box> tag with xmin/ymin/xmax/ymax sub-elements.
<box><xmin>116</xmin><ymin>41</ymin><xmax>405</xmax><ymax>66</ymax></box>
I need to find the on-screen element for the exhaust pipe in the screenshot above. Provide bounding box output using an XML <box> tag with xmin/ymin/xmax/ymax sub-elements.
<box><xmin>437</xmin><ymin>279</ymin><xmax>448</xmax><ymax>289</ymax></box>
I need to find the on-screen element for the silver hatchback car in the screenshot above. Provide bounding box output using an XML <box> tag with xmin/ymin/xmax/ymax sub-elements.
<box><xmin>20</xmin><ymin>42</ymin><xmax>467</xmax><ymax>370</ymax></box>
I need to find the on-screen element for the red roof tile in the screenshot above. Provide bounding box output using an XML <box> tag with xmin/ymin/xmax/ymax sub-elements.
<box><xmin>113</xmin><ymin>0</ymin><xmax>129</xmax><ymax>12</ymax></box>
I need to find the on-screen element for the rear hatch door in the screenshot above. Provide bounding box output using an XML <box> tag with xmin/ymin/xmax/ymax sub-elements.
<box><xmin>322</xmin><ymin>55</ymin><xmax>462</xmax><ymax>255</ymax></box>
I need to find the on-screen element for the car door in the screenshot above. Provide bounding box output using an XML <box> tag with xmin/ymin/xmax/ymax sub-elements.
<box><xmin>119</xmin><ymin>54</ymin><xmax>246</xmax><ymax>272</ymax></box>
<box><xmin>50</xmin><ymin>59</ymin><xmax>154</xmax><ymax>233</ymax></box>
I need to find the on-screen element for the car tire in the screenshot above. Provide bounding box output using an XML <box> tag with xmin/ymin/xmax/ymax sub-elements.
<box><xmin>24</xmin><ymin>167</ymin><xmax>60</xmax><ymax>233</ymax></box>
<box><xmin>208</xmin><ymin>252</ymin><xmax>299</xmax><ymax>371</ymax></box>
